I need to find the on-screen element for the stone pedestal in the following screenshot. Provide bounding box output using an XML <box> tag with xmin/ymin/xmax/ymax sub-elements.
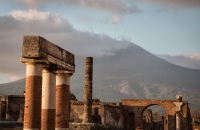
<box><xmin>56</xmin><ymin>71</ymin><xmax>71</xmax><ymax>130</ymax></box>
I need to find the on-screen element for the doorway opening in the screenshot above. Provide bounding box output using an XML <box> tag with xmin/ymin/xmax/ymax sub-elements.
<box><xmin>143</xmin><ymin>105</ymin><xmax>166</xmax><ymax>130</ymax></box>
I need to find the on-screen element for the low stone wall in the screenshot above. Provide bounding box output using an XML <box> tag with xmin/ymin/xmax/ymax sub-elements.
<box><xmin>69</xmin><ymin>123</ymin><xmax>110</xmax><ymax>130</ymax></box>
<box><xmin>0</xmin><ymin>121</ymin><xmax>23</xmax><ymax>130</ymax></box>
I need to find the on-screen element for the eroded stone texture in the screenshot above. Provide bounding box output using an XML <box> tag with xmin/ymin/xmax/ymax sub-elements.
<box><xmin>41</xmin><ymin>109</ymin><xmax>55</xmax><ymax>130</ymax></box>
<box><xmin>24</xmin><ymin>75</ymin><xmax>42</xmax><ymax>129</ymax></box>
<box><xmin>21</xmin><ymin>36</ymin><xmax>75</xmax><ymax>130</ymax></box>
<box><xmin>0</xmin><ymin>95</ymin><xmax>24</xmax><ymax>121</ymax></box>
<box><xmin>56</xmin><ymin>73</ymin><xmax>70</xmax><ymax>129</ymax></box>
<box><xmin>22</xmin><ymin>36</ymin><xmax>75</xmax><ymax>73</ymax></box>
<box><xmin>122</xmin><ymin>99</ymin><xmax>191</xmax><ymax>130</ymax></box>
<box><xmin>0</xmin><ymin>100</ymin><xmax>6</xmax><ymax>120</ymax></box>
<box><xmin>41</xmin><ymin>68</ymin><xmax>56</xmax><ymax>130</ymax></box>
<box><xmin>82</xmin><ymin>57</ymin><xmax>93</xmax><ymax>123</ymax></box>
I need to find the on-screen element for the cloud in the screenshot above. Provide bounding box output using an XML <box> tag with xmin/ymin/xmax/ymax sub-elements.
<box><xmin>142</xmin><ymin>0</ymin><xmax>200</xmax><ymax>8</ymax></box>
<box><xmin>106</xmin><ymin>15</ymin><xmax>122</xmax><ymax>24</ymax></box>
<box><xmin>79</xmin><ymin>16</ymin><xmax>93</xmax><ymax>23</ymax></box>
<box><xmin>0</xmin><ymin>9</ymin><xmax>130</xmax><ymax>81</ymax></box>
<box><xmin>189</xmin><ymin>53</ymin><xmax>200</xmax><ymax>61</ymax></box>
<box><xmin>8</xmin><ymin>9</ymin><xmax>51</xmax><ymax>21</ymax></box>
<box><xmin>13</xmin><ymin>0</ymin><xmax>140</xmax><ymax>14</ymax></box>
<box><xmin>157</xmin><ymin>54</ymin><xmax>200</xmax><ymax>70</ymax></box>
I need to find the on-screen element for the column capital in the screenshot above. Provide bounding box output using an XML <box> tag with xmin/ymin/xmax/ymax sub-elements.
<box><xmin>174</xmin><ymin>102</ymin><xmax>183</xmax><ymax>112</ymax></box>
<box><xmin>20</xmin><ymin>58</ymin><xmax>48</xmax><ymax>65</ymax></box>
<box><xmin>55</xmin><ymin>70</ymin><xmax>73</xmax><ymax>76</ymax></box>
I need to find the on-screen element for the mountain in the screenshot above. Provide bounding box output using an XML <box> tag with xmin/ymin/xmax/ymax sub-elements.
<box><xmin>0</xmin><ymin>44</ymin><xmax>200</xmax><ymax>109</ymax></box>
<box><xmin>157</xmin><ymin>54</ymin><xmax>200</xmax><ymax>70</ymax></box>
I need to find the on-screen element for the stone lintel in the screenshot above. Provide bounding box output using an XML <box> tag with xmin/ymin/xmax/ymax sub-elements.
<box><xmin>22</xmin><ymin>36</ymin><xmax>75</xmax><ymax>73</ymax></box>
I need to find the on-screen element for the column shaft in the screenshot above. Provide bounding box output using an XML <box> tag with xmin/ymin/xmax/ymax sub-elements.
<box><xmin>41</xmin><ymin>68</ymin><xmax>56</xmax><ymax>130</ymax></box>
<box><xmin>56</xmin><ymin>72</ymin><xmax>70</xmax><ymax>130</ymax></box>
<box><xmin>24</xmin><ymin>63</ymin><xmax>42</xmax><ymax>130</ymax></box>
<box><xmin>176</xmin><ymin>113</ymin><xmax>181</xmax><ymax>130</ymax></box>
<box><xmin>83</xmin><ymin>57</ymin><xmax>93</xmax><ymax>123</ymax></box>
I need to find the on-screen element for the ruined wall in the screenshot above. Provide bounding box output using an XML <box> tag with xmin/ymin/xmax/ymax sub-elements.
<box><xmin>70</xmin><ymin>101</ymin><xmax>100</xmax><ymax>123</ymax></box>
<box><xmin>70</xmin><ymin>100</ymin><xmax>123</xmax><ymax>130</ymax></box>
<box><xmin>181</xmin><ymin>102</ymin><xmax>192</xmax><ymax>130</ymax></box>
<box><xmin>100</xmin><ymin>104</ymin><xmax>124</xmax><ymax>130</ymax></box>
<box><xmin>122</xmin><ymin>99</ymin><xmax>191</xmax><ymax>130</ymax></box>
<box><xmin>70</xmin><ymin>103</ymin><xmax>85</xmax><ymax>123</ymax></box>
<box><xmin>143</xmin><ymin>109</ymin><xmax>153</xmax><ymax>130</ymax></box>
<box><xmin>0</xmin><ymin>122</ymin><xmax>23</xmax><ymax>130</ymax></box>
<box><xmin>0</xmin><ymin>95</ymin><xmax>24</xmax><ymax>121</ymax></box>
<box><xmin>193</xmin><ymin>124</ymin><xmax>200</xmax><ymax>130</ymax></box>
<box><xmin>69</xmin><ymin>123</ymin><xmax>111</xmax><ymax>130</ymax></box>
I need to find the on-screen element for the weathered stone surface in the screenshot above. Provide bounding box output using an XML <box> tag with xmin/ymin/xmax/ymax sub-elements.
<box><xmin>122</xmin><ymin>99</ymin><xmax>191</xmax><ymax>130</ymax></box>
<box><xmin>0</xmin><ymin>95</ymin><xmax>24</xmax><ymax>121</ymax></box>
<box><xmin>0</xmin><ymin>121</ymin><xmax>23</xmax><ymax>130</ymax></box>
<box><xmin>41</xmin><ymin>68</ymin><xmax>56</xmax><ymax>130</ymax></box>
<box><xmin>100</xmin><ymin>105</ymin><xmax>124</xmax><ymax>130</ymax></box>
<box><xmin>83</xmin><ymin>57</ymin><xmax>93</xmax><ymax>123</ymax></box>
<box><xmin>69</xmin><ymin>123</ymin><xmax>111</xmax><ymax>130</ymax></box>
<box><xmin>41</xmin><ymin>109</ymin><xmax>55</xmax><ymax>130</ymax></box>
<box><xmin>24</xmin><ymin>75</ymin><xmax>42</xmax><ymax>129</ymax></box>
<box><xmin>22</xmin><ymin>36</ymin><xmax>75</xmax><ymax>73</ymax></box>
<box><xmin>56</xmin><ymin>83</ymin><xmax>70</xmax><ymax>128</ymax></box>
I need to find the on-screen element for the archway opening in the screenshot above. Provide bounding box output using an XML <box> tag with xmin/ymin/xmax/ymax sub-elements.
<box><xmin>142</xmin><ymin>105</ymin><xmax>166</xmax><ymax>130</ymax></box>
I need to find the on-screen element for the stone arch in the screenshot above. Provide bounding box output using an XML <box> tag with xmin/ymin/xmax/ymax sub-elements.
<box><xmin>122</xmin><ymin>99</ymin><xmax>181</xmax><ymax>130</ymax></box>
<box><xmin>142</xmin><ymin>104</ymin><xmax>166</xmax><ymax>115</ymax></box>
<box><xmin>142</xmin><ymin>104</ymin><xmax>166</xmax><ymax>130</ymax></box>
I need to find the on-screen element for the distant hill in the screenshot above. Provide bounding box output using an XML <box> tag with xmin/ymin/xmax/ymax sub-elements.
<box><xmin>157</xmin><ymin>54</ymin><xmax>200</xmax><ymax>70</ymax></box>
<box><xmin>1</xmin><ymin>44</ymin><xmax>200</xmax><ymax>109</ymax></box>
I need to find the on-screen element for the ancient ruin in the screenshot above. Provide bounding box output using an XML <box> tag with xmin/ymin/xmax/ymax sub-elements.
<box><xmin>0</xmin><ymin>36</ymin><xmax>197</xmax><ymax>130</ymax></box>
<box><xmin>82</xmin><ymin>57</ymin><xmax>93</xmax><ymax>123</ymax></box>
<box><xmin>21</xmin><ymin>36</ymin><xmax>75</xmax><ymax>130</ymax></box>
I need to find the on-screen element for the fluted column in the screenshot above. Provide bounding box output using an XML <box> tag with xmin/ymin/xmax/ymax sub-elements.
<box><xmin>23</xmin><ymin>62</ymin><xmax>42</xmax><ymax>130</ymax></box>
<box><xmin>41</xmin><ymin>67</ymin><xmax>56</xmax><ymax>130</ymax></box>
<box><xmin>56</xmin><ymin>71</ymin><xmax>70</xmax><ymax>130</ymax></box>
<box><xmin>82</xmin><ymin>57</ymin><xmax>93</xmax><ymax>123</ymax></box>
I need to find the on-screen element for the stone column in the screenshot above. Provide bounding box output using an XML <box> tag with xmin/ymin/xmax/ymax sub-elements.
<box><xmin>18</xmin><ymin>109</ymin><xmax>24</xmax><ymax>122</ymax></box>
<box><xmin>82</xmin><ymin>57</ymin><xmax>93</xmax><ymax>123</ymax></box>
<box><xmin>0</xmin><ymin>102</ymin><xmax>3</xmax><ymax>119</ymax></box>
<box><xmin>56</xmin><ymin>71</ymin><xmax>70</xmax><ymax>130</ymax></box>
<box><xmin>176</xmin><ymin>112</ymin><xmax>181</xmax><ymax>130</ymax></box>
<box><xmin>23</xmin><ymin>61</ymin><xmax>42</xmax><ymax>130</ymax></box>
<box><xmin>0</xmin><ymin>101</ymin><xmax>5</xmax><ymax>120</ymax></box>
<box><xmin>174</xmin><ymin>95</ymin><xmax>183</xmax><ymax>130</ymax></box>
<box><xmin>41</xmin><ymin>67</ymin><xmax>56</xmax><ymax>130</ymax></box>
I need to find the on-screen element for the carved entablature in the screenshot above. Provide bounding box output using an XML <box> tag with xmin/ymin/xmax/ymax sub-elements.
<box><xmin>22</xmin><ymin>36</ymin><xmax>75</xmax><ymax>73</ymax></box>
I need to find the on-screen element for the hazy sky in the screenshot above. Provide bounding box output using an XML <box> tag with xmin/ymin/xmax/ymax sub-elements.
<box><xmin>0</xmin><ymin>0</ymin><xmax>200</xmax><ymax>83</ymax></box>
